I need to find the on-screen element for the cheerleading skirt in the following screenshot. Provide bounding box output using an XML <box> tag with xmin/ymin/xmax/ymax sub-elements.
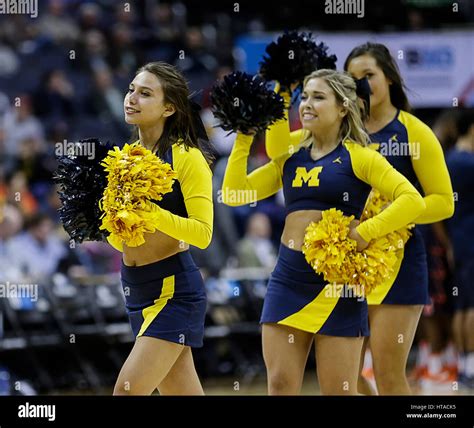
<box><xmin>367</xmin><ymin>227</ymin><xmax>429</xmax><ymax>306</ymax></box>
<box><xmin>120</xmin><ymin>251</ymin><xmax>207</xmax><ymax>348</ymax></box>
<box><xmin>260</xmin><ymin>244</ymin><xmax>369</xmax><ymax>337</ymax></box>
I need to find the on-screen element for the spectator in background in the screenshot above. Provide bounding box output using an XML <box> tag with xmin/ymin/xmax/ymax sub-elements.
<box><xmin>34</xmin><ymin>69</ymin><xmax>75</xmax><ymax>122</ymax></box>
<box><xmin>237</xmin><ymin>212</ymin><xmax>277</xmax><ymax>269</ymax></box>
<box><xmin>149</xmin><ymin>3</ymin><xmax>181</xmax><ymax>45</ymax></box>
<box><xmin>86</xmin><ymin>67</ymin><xmax>125</xmax><ymax>124</ymax></box>
<box><xmin>0</xmin><ymin>171</ymin><xmax>38</xmax><ymax>218</ymax></box>
<box><xmin>2</xmin><ymin>94</ymin><xmax>45</xmax><ymax>158</ymax></box>
<box><xmin>446</xmin><ymin>109</ymin><xmax>474</xmax><ymax>388</ymax></box>
<box><xmin>433</xmin><ymin>110</ymin><xmax>460</xmax><ymax>152</ymax></box>
<box><xmin>114</xmin><ymin>2</ymin><xmax>138</xmax><ymax>27</ymax></box>
<box><xmin>77</xmin><ymin>29</ymin><xmax>109</xmax><ymax>73</ymax></box>
<box><xmin>0</xmin><ymin>92</ymin><xmax>14</xmax><ymax>170</ymax></box>
<box><xmin>37</xmin><ymin>0</ymin><xmax>80</xmax><ymax>46</ymax></box>
<box><xmin>0</xmin><ymin>204</ymin><xmax>24</xmax><ymax>281</ymax></box>
<box><xmin>174</xmin><ymin>27</ymin><xmax>218</xmax><ymax>75</ymax></box>
<box><xmin>78</xmin><ymin>2</ymin><xmax>103</xmax><ymax>32</ymax></box>
<box><xmin>6</xmin><ymin>213</ymin><xmax>67</xmax><ymax>279</ymax></box>
<box><xmin>107</xmin><ymin>23</ymin><xmax>141</xmax><ymax>78</ymax></box>
<box><xmin>410</xmin><ymin>108</ymin><xmax>461</xmax><ymax>387</ymax></box>
<box><xmin>0</xmin><ymin>35</ymin><xmax>20</xmax><ymax>77</ymax></box>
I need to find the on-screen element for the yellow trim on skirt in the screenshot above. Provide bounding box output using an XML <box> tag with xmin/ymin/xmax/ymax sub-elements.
<box><xmin>137</xmin><ymin>275</ymin><xmax>175</xmax><ymax>337</ymax></box>
<box><xmin>277</xmin><ymin>284</ymin><xmax>341</xmax><ymax>333</ymax></box>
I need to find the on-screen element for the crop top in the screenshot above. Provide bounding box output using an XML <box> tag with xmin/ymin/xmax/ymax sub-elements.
<box><xmin>222</xmin><ymin>133</ymin><xmax>426</xmax><ymax>243</ymax></box>
<box><xmin>107</xmin><ymin>142</ymin><xmax>213</xmax><ymax>251</ymax></box>
<box><xmin>265</xmin><ymin>93</ymin><xmax>454</xmax><ymax>224</ymax></box>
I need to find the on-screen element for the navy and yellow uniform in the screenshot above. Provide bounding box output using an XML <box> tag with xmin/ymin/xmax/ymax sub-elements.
<box><xmin>223</xmin><ymin>133</ymin><xmax>425</xmax><ymax>336</ymax></box>
<box><xmin>446</xmin><ymin>148</ymin><xmax>474</xmax><ymax>309</ymax></box>
<box><xmin>266</xmin><ymin>97</ymin><xmax>454</xmax><ymax>306</ymax></box>
<box><xmin>110</xmin><ymin>142</ymin><xmax>213</xmax><ymax>347</ymax></box>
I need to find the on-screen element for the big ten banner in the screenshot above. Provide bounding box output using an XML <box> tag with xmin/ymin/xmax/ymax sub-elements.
<box><xmin>235</xmin><ymin>31</ymin><xmax>474</xmax><ymax>107</ymax></box>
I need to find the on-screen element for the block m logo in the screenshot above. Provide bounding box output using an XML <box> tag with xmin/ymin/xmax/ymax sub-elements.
<box><xmin>292</xmin><ymin>166</ymin><xmax>323</xmax><ymax>187</ymax></box>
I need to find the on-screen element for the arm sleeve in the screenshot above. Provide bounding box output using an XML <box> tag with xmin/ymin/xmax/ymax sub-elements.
<box><xmin>408</xmin><ymin>119</ymin><xmax>454</xmax><ymax>223</ymax></box>
<box><xmin>265</xmin><ymin>83</ymin><xmax>303</xmax><ymax>160</ymax></box>
<box><xmin>348</xmin><ymin>143</ymin><xmax>426</xmax><ymax>242</ymax></box>
<box><xmin>222</xmin><ymin>133</ymin><xmax>285</xmax><ymax>206</ymax></box>
<box><xmin>153</xmin><ymin>146</ymin><xmax>213</xmax><ymax>249</ymax></box>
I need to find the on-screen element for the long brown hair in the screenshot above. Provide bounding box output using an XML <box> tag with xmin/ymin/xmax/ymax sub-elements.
<box><xmin>130</xmin><ymin>61</ymin><xmax>214</xmax><ymax>164</ymax></box>
<box><xmin>344</xmin><ymin>42</ymin><xmax>411</xmax><ymax>112</ymax></box>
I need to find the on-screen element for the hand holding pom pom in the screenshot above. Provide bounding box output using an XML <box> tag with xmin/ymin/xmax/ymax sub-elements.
<box><xmin>302</xmin><ymin>208</ymin><xmax>357</xmax><ymax>283</ymax></box>
<box><xmin>259</xmin><ymin>31</ymin><xmax>337</xmax><ymax>92</ymax></box>
<box><xmin>348</xmin><ymin>227</ymin><xmax>369</xmax><ymax>252</ymax></box>
<box><xmin>99</xmin><ymin>143</ymin><xmax>177</xmax><ymax>248</ymax></box>
<box><xmin>303</xmin><ymin>207</ymin><xmax>408</xmax><ymax>297</ymax></box>
<box><xmin>210</xmin><ymin>71</ymin><xmax>285</xmax><ymax>136</ymax></box>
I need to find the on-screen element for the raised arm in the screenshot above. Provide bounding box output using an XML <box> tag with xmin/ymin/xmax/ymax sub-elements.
<box><xmin>347</xmin><ymin>143</ymin><xmax>426</xmax><ymax>242</ymax></box>
<box><xmin>222</xmin><ymin>133</ymin><xmax>285</xmax><ymax>206</ymax></box>
<box><xmin>265</xmin><ymin>82</ymin><xmax>303</xmax><ymax>160</ymax></box>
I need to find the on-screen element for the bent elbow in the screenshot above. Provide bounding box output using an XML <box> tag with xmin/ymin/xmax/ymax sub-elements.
<box><xmin>443</xmin><ymin>195</ymin><xmax>455</xmax><ymax>219</ymax></box>
<box><xmin>415</xmin><ymin>194</ymin><xmax>426</xmax><ymax>216</ymax></box>
<box><xmin>195</xmin><ymin>225</ymin><xmax>213</xmax><ymax>249</ymax></box>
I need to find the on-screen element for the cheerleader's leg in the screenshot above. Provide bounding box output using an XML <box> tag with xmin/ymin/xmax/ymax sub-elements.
<box><xmin>315</xmin><ymin>334</ymin><xmax>364</xmax><ymax>395</ymax></box>
<box><xmin>158</xmin><ymin>347</ymin><xmax>204</xmax><ymax>395</ymax></box>
<box><xmin>262</xmin><ymin>323</ymin><xmax>314</xmax><ymax>395</ymax></box>
<box><xmin>369</xmin><ymin>304</ymin><xmax>423</xmax><ymax>395</ymax></box>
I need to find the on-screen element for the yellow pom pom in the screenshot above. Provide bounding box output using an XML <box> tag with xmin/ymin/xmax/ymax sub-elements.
<box><xmin>99</xmin><ymin>143</ymin><xmax>178</xmax><ymax>247</ymax></box>
<box><xmin>303</xmin><ymin>201</ymin><xmax>413</xmax><ymax>298</ymax></box>
<box><xmin>302</xmin><ymin>208</ymin><xmax>356</xmax><ymax>284</ymax></box>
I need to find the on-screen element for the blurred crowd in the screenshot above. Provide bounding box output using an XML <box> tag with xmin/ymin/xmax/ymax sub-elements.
<box><xmin>0</xmin><ymin>0</ymin><xmax>296</xmax><ymax>286</ymax></box>
<box><xmin>0</xmin><ymin>0</ymin><xmax>473</xmax><ymax>391</ymax></box>
<box><xmin>0</xmin><ymin>0</ymin><xmax>473</xmax><ymax>282</ymax></box>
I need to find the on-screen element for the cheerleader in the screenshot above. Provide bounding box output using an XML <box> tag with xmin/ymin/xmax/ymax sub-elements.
<box><xmin>222</xmin><ymin>69</ymin><xmax>425</xmax><ymax>395</ymax></box>
<box><xmin>111</xmin><ymin>62</ymin><xmax>214</xmax><ymax>395</ymax></box>
<box><xmin>346</xmin><ymin>43</ymin><xmax>454</xmax><ymax>395</ymax></box>
<box><xmin>265</xmin><ymin>43</ymin><xmax>454</xmax><ymax>394</ymax></box>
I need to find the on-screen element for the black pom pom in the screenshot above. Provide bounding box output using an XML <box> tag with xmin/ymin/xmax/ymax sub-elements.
<box><xmin>314</xmin><ymin>41</ymin><xmax>338</xmax><ymax>70</ymax></box>
<box><xmin>259</xmin><ymin>31</ymin><xmax>337</xmax><ymax>91</ymax></box>
<box><xmin>210</xmin><ymin>71</ymin><xmax>285</xmax><ymax>135</ymax></box>
<box><xmin>53</xmin><ymin>138</ymin><xmax>115</xmax><ymax>243</ymax></box>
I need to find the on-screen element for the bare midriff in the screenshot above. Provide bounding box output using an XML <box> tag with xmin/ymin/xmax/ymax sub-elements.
<box><xmin>122</xmin><ymin>230</ymin><xmax>189</xmax><ymax>267</ymax></box>
<box><xmin>281</xmin><ymin>210</ymin><xmax>360</xmax><ymax>251</ymax></box>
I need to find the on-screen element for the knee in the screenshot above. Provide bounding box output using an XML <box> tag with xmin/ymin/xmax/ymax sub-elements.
<box><xmin>373</xmin><ymin>364</ymin><xmax>407</xmax><ymax>393</ymax></box>
<box><xmin>267</xmin><ymin>370</ymin><xmax>300</xmax><ymax>395</ymax></box>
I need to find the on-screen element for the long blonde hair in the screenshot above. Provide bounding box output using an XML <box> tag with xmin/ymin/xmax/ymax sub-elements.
<box><xmin>300</xmin><ymin>69</ymin><xmax>370</xmax><ymax>148</ymax></box>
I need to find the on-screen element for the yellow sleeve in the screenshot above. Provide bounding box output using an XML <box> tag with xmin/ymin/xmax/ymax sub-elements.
<box><xmin>222</xmin><ymin>133</ymin><xmax>286</xmax><ymax>206</ymax></box>
<box><xmin>153</xmin><ymin>145</ymin><xmax>213</xmax><ymax>249</ymax></box>
<box><xmin>265</xmin><ymin>83</ymin><xmax>303</xmax><ymax>159</ymax></box>
<box><xmin>107</xmin><ymin>234</ymin><xmax>124</xmax><ymax>252</ymax></box>
<box><xmin>403</xmin><ymin>112</ymin><xmax>454</xmax><ymax>223</ymax></box>
<box><xmin>346</xmin><ymin>142</ymin><xmax>426</xmax><ymax>242</ymax></box>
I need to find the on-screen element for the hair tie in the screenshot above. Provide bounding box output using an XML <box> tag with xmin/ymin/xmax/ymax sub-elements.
<box><xmin>354</xmin><ymin>77</ymin><xmax>371</xmax><ymax>117</ymax></box>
